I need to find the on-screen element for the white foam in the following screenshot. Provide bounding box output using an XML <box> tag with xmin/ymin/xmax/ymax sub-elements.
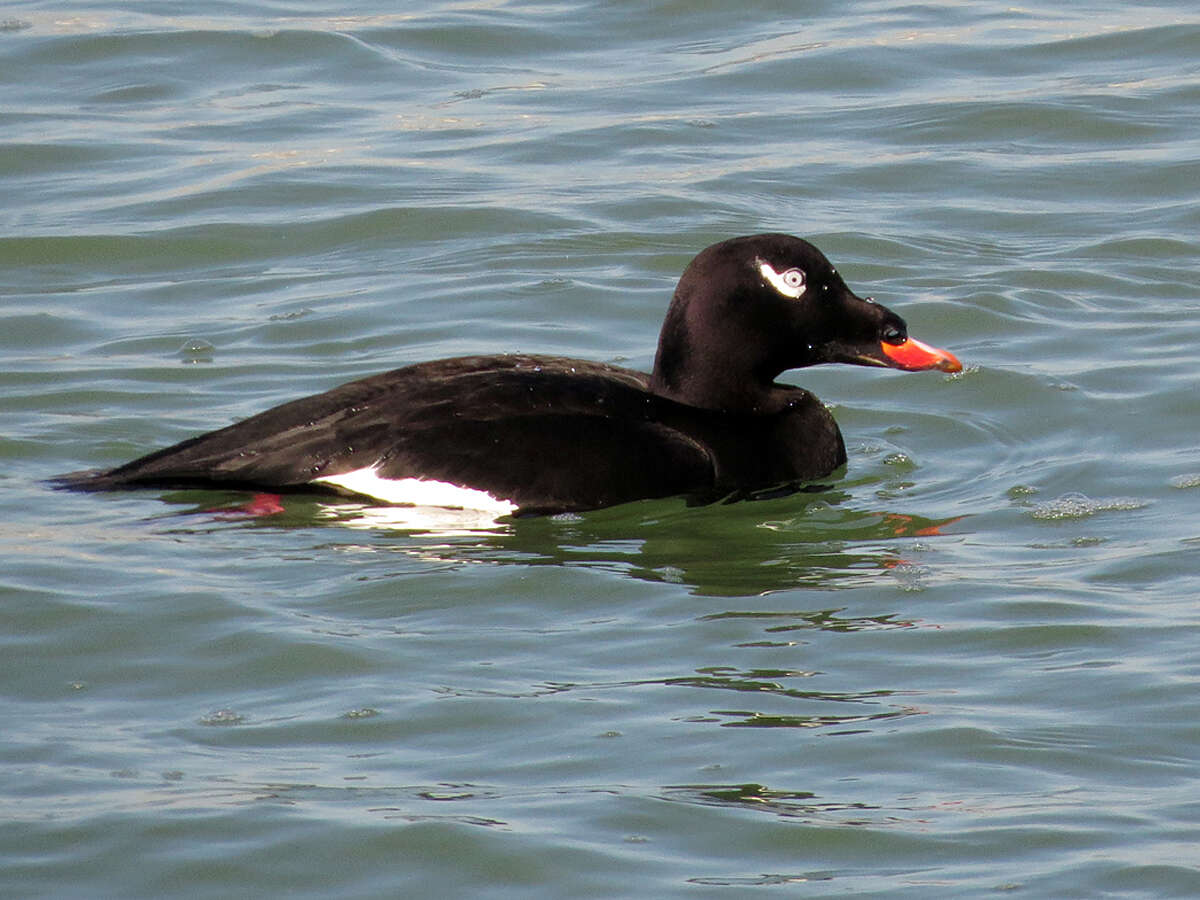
<box><xmin>312</xmin><ymin>466</ymin><xmax>518</xmax><ymax>514</ymax></box>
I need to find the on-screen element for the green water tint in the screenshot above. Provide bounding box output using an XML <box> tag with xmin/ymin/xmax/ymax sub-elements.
<box><xmin>3</xmin><ymin>2</ymin><xmax>1199</xmax><ymax>897</ymax></box>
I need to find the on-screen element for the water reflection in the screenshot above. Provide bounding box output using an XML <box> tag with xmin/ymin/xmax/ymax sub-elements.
<box><xmin>655</xmin><ymin>666</ymin><xmax>926</xmax><ymax>730</ymax></box>
<box><xmin>158</xmin><ymin>486</ymin><xmax>963</xmax><ymax>597</ymax></box>
<box><xmin>703</xmin><ymin>608</ymin><xmax>920</xmax><ymax>635</ymax></box>
<box><xmin>424</xmin><ymin>651</ymin><xmax>929</xmax><ymax>735</ymax></box>
<box><xmin>662</xmin><ymin>782</ymin><xmax>878</xmax><ymax>820</ymax></box>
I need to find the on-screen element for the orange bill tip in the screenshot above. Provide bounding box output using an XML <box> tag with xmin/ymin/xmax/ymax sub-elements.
<box><xmin>880</xmin><ymin>337</ymin><xmax>962</xmax><ymax>373</ymax></box>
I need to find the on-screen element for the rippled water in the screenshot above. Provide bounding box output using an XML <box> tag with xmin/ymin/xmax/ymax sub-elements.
<box><xmin>3</xmin><ymin>2</ymin><xmax>1200</xmax><ymax>896</ymax></box>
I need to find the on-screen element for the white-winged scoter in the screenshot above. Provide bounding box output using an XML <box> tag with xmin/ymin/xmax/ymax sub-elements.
<box><xmin>57</xmin><ymin>234</ymin><xmax>961</xmax><ymax>514</ymax></box>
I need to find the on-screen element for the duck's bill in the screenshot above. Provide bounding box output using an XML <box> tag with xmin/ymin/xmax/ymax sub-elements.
<box><xmin>854</xmin><ymin>336</ymin><xmax>964</xmax><ymax>374</ymax></box>
<box><xmin>878</xmin><ymin>337</ymin><xmax>962</xmax><ymax>373</ymax></box>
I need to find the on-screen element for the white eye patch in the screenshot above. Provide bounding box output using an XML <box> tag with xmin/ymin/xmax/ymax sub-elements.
<box><xmin>757</xmin><ymin>259</ymin><xmax>807</xmax><ymax>299</ymax></box>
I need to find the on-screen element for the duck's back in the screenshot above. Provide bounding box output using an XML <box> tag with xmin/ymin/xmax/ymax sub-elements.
<box><xmin>64</xmin><ymin>355</ymin><xmax>729</xmax><ymax>512</ymax></box>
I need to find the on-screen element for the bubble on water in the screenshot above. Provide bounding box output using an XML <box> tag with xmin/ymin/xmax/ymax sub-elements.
<box><xmin>268</xmin><ymin>307</ymin><xmax>314</xmax><ymax>322</ymax></box>
<box><xmin>178</xmin><ymin>338</ymin><xmax>215</xmax><ymax>364</ymax></box>
<box><xmin>1169</xmin><ymin>473</ymin><xmax>1200</xmax><ymax>490</ymax></box>
<box><xmin>199</xmin><ymin>709</ymin><xmax>244</xmax><ymax>726</ymax></box>
<box><xmin>655</xmin><ymin>566</ymin><xmax>685</xmax><ymax>584</ymax></box>
<box><xmin>1030</xmin><ymin>492</ymin><xmax>1148</xmax><ymax>521</ymax></box>
<box><xmin>889</xmin><ymin>562</ymin><xmax>929</xmax><ymax>592</ymax></box>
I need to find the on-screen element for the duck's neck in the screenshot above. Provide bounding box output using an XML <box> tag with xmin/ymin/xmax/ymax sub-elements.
<box><xmin>649</xmin><ymin>327</ymin><xmax>782</xmax><ymax>413</ymax></box>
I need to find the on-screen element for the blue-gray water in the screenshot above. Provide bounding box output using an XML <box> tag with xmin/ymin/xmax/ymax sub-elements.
<box><xmin>3</xmin><ymin>2</ymin><xmax>1199</xmax><ymax>897</ymax></box>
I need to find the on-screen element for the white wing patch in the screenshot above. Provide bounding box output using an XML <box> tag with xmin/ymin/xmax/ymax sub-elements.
<box><xmin>757</xmin><ymin>259</ymin><xmax>807</xmax><ymax>299</ymax></box>
<box><xmin>313</xmin><ymin>466</ymin><xmax>518</xmax><ymax>514</ymax></box>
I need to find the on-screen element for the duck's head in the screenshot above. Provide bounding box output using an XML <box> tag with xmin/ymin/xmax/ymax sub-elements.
<box><xmin>651</xmin><ymin>233</ymin><xmax>961</xmax><ymax>411</ymax></box>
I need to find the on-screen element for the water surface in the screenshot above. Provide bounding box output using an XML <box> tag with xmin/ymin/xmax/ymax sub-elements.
<box><xmin>3</xmin><ymin>2</ymin><xmax>1199</xmax><ymax>896</ymax></box>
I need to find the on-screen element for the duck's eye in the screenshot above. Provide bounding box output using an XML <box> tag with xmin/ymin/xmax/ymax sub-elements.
<box><xmin>882</xmin><ymin>325</ymin><xmax>906</xmax><ymax>345</ymax></box>
<box><xmin>757</xmin><ymin>260</ymin><xmax>807</xmax><ymax>299</ymax></box>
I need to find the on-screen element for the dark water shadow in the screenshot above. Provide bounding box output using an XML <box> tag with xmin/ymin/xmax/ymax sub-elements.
<box><xmin>140</xmin><ymin>483</ymin><xmax>963</xmax><ymax>597</ymax></box>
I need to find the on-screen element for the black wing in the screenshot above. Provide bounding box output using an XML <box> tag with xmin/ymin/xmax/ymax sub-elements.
<box><xmin>57</xmin><ymin>355</ymin><xmax>717</xmax><ymax>512</ymax></box>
